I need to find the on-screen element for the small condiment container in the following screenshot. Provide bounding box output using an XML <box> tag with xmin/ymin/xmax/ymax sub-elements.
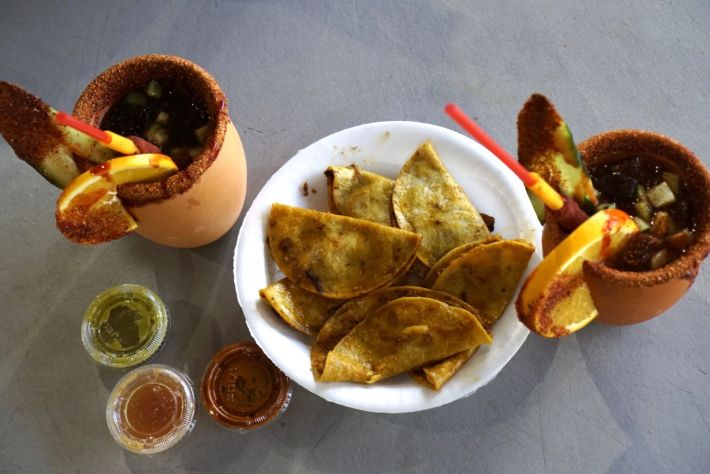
<box><xmin>106</xmin><ymin>364</ymin><xmax>196</xmax><ymax>454</ymax></box>
<box><xmin>81</xmin><ymin>284</ymin><xmax>169</xmax><ymax>368</ymax></box>
<box><xmin>201</xmin><ymin>342</ymin><xmax>292</xmax><ymax>431</ymax></box>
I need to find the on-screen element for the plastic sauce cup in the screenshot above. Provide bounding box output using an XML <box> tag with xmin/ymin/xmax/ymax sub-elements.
<box><xmin>106</xmin><ymin>364</ymin><xmax>196</xmax><ymax>454</ymax></box>
<box><xmin>81</xmin><ymin>284</ymin><xmax>169</xmax><ymax>368</ymax></box>
<box><xmin>201</xmin><ymin>342</ymin><xmax>292</xmax><ymax>431</ymax></box>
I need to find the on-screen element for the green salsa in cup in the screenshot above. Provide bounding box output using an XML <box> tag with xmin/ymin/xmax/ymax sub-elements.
<box><xmin>81</xmin><ymin>284</ymin><xmax>169</xmax><ymax>368</ymax></box>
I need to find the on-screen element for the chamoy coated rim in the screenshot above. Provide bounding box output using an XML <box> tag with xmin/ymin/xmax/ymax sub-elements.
<box><xmin>201</xmin><ymin>342</ymin><xmax>292</xmax><ymax>431</ymax></box>
<box><xmin>81</xmin><ymin>284</ymin><xmax>169</xmax><ymax>368</ymax></box>
<box><xmin>106</xmin><ymin>364</ymin><xmax>196</xmax><ymax>454</ymax></box>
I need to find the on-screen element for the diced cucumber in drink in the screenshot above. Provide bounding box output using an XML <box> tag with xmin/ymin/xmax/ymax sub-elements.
<box><xmin>635</xmin><ymin>184</ymin><xmax>647</xmax><ymax>201</ymax></box>
<box><xmin>634</xmin><ymin>199</ymin><xmax>653</xmax><ymax>222</ymax></box>
<box><xmin>145</xmin><ymin>123</ymin><xmax>168</xmax><ymax>148</ymax></box>
<box><xmin>125</xmin><ymin>92</ymin><xmax>147</xmax><ymax>106</ymax></box>
<box><xmin>650</xmin><ymin>249</ymin><xmax>671</xmax><ymax>269</ymax></box>
<box><xmin>646</xmin><ymin>182</ymin><xmax>676</xmax><ymax>208</ymax></box>
<box><xmin>100</xmin><ymin>79</ymin><xmax>211</xmax><ymax>164</ymax></box>
<box><xmin>194</xmin><ymin>125</ymin><xmax>210</xmax><ymax>144</ymax></box>
<box><xmin>156</xmin><ymin>111</ymin><xmax>169</xmax><ymax>125</ymax></box>
<box><xmin>144</xmin><ymin>80</ymin><xmax>162</xmax><ymax>99</ymax></box>
<box><xmin>651</xmin><ymin>211</ymin><xmax>671</xmax><ymax>238</ymax></box>
<box><xmin>632</xmin><ymin>216</ymin><xmax>650</xmax><ymax>232</ymax></box>
<box><xmin>662</xmin><ymin>172</ymin><xmax>681</xmax><ymax>195</ymax></box>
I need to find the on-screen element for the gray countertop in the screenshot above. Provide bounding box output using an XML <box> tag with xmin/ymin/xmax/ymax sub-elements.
<box><xmin>1</xmin><ymin>1</ymin><xmax>709</xmax><ymax>472</ymax></box>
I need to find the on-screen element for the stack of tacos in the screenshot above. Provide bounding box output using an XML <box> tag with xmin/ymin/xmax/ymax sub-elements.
<box><xmin>259</xmin><ymin>142</ymin><xmax>534</xmax><ymax>389</ymax></box>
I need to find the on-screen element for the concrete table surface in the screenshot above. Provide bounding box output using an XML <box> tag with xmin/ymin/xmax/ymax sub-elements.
<box><xmin>1</xmin><ymin>1</ymin><xmax>708</xmax><ymax>473</ymax></box>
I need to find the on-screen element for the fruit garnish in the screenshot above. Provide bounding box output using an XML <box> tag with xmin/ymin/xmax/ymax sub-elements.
<box><xmin>517</xmin><ymin>93</ymin><xmax>598</xmax><ymax>218</ymax></box>
<box><xmin>56</xmin><ymin>154</ymin><xmax>177</xmax><ymax>244</ymax></box>
<box><xmin>516</xmin><ymin>209</ymin><xmax>638</xmax><ymax>337</ymax></box>
<box><xmin>0</xmin><ymin>82</ymin><xmax>115</xmax><ymax>188</ymax></box>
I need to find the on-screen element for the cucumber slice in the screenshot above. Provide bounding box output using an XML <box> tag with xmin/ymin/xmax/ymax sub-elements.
<box><xmin>49</xmin><ymin>110</ymin><xmax>115</xmax><ymax>164</ymax></box>
<box><xmin>37</xmin><ymin>145</ymin><xmax>80</xmax><ymax>187</ymax></box>
<box><xmin>0</xmin><ymin>82</ymin><xmax>80</xmax><ymax>188</ymax></box>
<box><xmin>553</xmin><ymin>122</ymin><xmax>584</xmax><ymax>168</ymax></box>
<box><xmin>59</xmin><ymin>125</ymin><xmax>115</xmax><ymax>163</ymax></box>
<box><xmin>527</xmin><ymin>190</ymin><xmax>545</xmax><ymax>222</ymax></box>
<box><xmin>517</xmin><ymin>94</ymin><xmax>598</xmax><ymax>212</ymax></box>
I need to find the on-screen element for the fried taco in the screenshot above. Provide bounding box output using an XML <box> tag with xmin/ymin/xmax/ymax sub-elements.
<box><xmin>432</xmin><ymin>239</ymin><xmax>535</xmax><ymax>328</ymax></box>
<box><xmin>325</xmin><ymin>165</ymin><xmax>394</xmax><ymax>226</ymax></box>
<box><xmin>267</xmin><ymin>203</ymin><xmax>421</xmax><ymax>299</ymax></box>
<box><xmin>311</xmin><ymin>286</ymin><xmax>486</xmax><ymax>388</ymax></box>
<box><xmin>410</xmin><ymin>349</ymin><xmax>479</xmax><ymax>390</ymax></box>
<box><xmin>318</xmin><ymin>297</ymin><xmax>491</xmax><ymax>384</ymax></box>
<box><xmin>421</xmin><ymin>236</ymin><xmax>502</xmax><ymax>288</ymax></box>
<box><xmin>259</xmin><ymin>278</ymin><xmax>344</xmax><ymax>336</ymax></box>
<box><xmin>392</xmin><ymin>142</ymin><xmax>490</xmax><ymax>267</ymax></box>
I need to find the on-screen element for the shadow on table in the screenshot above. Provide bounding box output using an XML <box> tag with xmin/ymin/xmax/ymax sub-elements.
<box><xmin>119</xmin><ymin>335</ymin><xmax>558</xmax><ymax>473</ymax></box>
<box><xmin>249</xmin><ymin>335</ymin><xmax>557</xmax><ymax>473</ymax></box>
<box><xmin>120</xmin><ymin>411</ymin><xmax>251</xmax><ymax>471</ymax></box>
<box><xmin>575</xmin><ymin>307</ymin><xmax>710</xmax><ymax>473</ymax></box>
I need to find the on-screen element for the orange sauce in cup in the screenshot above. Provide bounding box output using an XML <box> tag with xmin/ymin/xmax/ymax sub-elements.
<box><xmin>201</xmin><ymin>342</ymin><xmax>291</xmax><ymax>430</ymax></box>
<box><xmin>106</xmin><ymin>364</ymin><xmax>195</xmax><ymax>454</ymax></box>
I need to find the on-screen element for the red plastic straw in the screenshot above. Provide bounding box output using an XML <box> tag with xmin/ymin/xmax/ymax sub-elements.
<box><xmin>444</xmin><ymin>103</ymin><xmax>535</xmax><ymax>187</ymax></box>
<box><xmin>55</xmin><ymin>111</ymin><xmax>111</xmax><ymax>144</ymax></box>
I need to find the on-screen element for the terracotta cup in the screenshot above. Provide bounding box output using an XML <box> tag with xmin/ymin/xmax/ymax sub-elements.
<box><xmin>542</xmin><ymin>130</ymin><xmax>710</xmax><ymax>325</ymax></box>
<box><xmin>73</xmin><ymin>54</ymin><xmax>247</xmax><ymax>248</ymax></box>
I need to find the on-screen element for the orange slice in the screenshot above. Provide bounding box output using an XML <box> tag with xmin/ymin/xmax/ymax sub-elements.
<box><xmin>516</xmin><ymin>209</ymin><xmax>638</xmax><ymax>337</ymax></box>
<box><xmin>56</xmin><ymin>154</ymin><xmax>177</xmax><ymax>244</ymax></box>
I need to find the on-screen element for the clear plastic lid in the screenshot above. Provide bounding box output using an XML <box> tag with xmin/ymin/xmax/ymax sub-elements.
<box><xmin>106</xmin><ymin>364</ymin><xmax>195</xmax><ymax>454</ymax></box>
<box><xmin>81</xmin><ymin>284</ymin><xmax>169</xmax><ymax>368</ymax></box>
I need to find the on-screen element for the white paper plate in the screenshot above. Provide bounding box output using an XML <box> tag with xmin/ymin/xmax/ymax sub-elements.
<box><xmin>234</xmin><ymin>121</ymin><xmax>542</xmax><ymax>413</ymax></box>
